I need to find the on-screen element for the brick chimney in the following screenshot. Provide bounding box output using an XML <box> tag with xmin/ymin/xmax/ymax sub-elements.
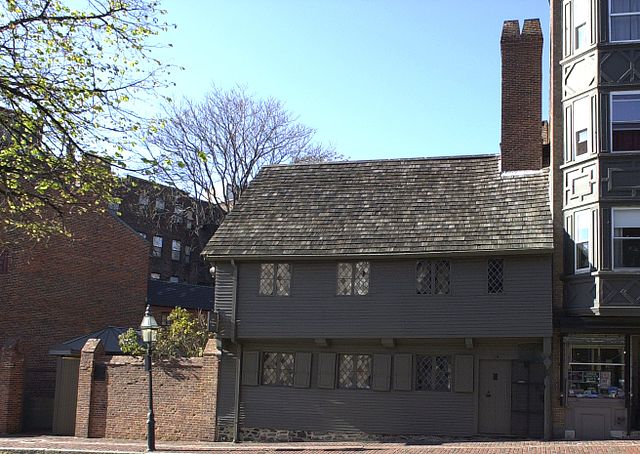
<box><xmin>501</xmin><ymin>19</ymin><xmax>543</xmax><ymax>172</ymax></box>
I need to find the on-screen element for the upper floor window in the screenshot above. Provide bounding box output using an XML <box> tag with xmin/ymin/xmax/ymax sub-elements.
<box><xmin>613</xmin><ymin>209</ymin><xmax>640</xmax><ymax>268</ymax></box>
<box><xmin>415</xmin><ymin>355</ymin><xmax>451</xmax><ymax>392</ymax></box>
<box><xmin>152</xmin><ymin>236</ymin><xmax>163</xmax><ymax>257</ymax></box>
<box><xmin>574</xmin><ymin>0</ymin><xmax>591</xmax><ymax>50</ymax></box>
<box><xmin>416</xmin><ymin>260</ymin><xmax>450</xmax><ymax>295</ymax></box>
<box><xmin>337</xmin><ymin>262</ymin><xmax>369</xmax><ymax>296</ymax></box>
<box><xmin>488</xmin><ymin>259</ymin><xmax>504</xmax><ymax>293</ymax></box>
<box><xmin>150</xmin><ymin>272</ymin><xmax>161</xmax><ymax>280</ymax></box>
<box><xmin>184</xmin><ymin>246</ymin><xmax>191</xmax><ymax>264</ymax></box>
<box><xmin>138</xmin><ymin>194</ymin><xmax>149</xmax><ymax>206</ymax></box>
<box><xmin>612</xmin><ymin>93</ymin><xmax>640</xmax><ymax>152</ymax></box>
<box><xmin>610</xmin><ymin>0</ymin><xmax>640</xmax><ymax>42</ymax></box>
<box><xmin>0</xmin><ymin>250</ymin><xmax>8</xmax><ymax>274</ymax></box>
<box><xmin>575</xmin><ymin>210</ymin><xmax>592</xmax><ymax>272</ymax></box>
<box><xmin>262</xmin><ymin>352</ymin><xmax>294</xmax><ymax>386</ymax></box>
<box><xmin>338</xmin><ymin>354</ymin><xmax>371</xmax><ymax>390</ymax></box>
<box><xmin>171</xmin><ymin>240</ymin><xmax>181</xmax><ymax>261</ymax></box>
<box><xmin>573</xmin><ymin>96</ymin><xmax>591</xmax><ymax>157</ymax></box>
<box><xmin>169</xmin><ymin>275</ymin><xmax>179</xmax><ymax>283</ymax></box>
<box><xmin>259</xmin><ymin>263</ymin><xmax>291</xmax><ymax>296</ymax></box>
<box><xmin>155</xmin><ymin>197</ymin><xmax>165</xmax><ymax>211</ymax></box>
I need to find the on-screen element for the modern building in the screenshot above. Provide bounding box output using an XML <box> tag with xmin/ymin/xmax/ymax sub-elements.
<box><xmin>203</xmin><ymin>20</ymin><xmax>554</xmax><ymax>441</ymax></box>
<box><xmin>550</xmin><ymin>0</ymin><xmax>640</xmax><ymax>440</ymax></box>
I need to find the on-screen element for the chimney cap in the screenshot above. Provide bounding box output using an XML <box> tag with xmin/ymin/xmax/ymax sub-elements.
<box><xmin>501</xmin><ymin>18</ymin><xmax>543</xmax><ymax>43</ymax></box>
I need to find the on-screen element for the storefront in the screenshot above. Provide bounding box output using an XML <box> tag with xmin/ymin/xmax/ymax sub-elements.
<box><xmin>563</xmin><ymin>335</ymin><xmax>632</xmax><ymax>439</ymax></box>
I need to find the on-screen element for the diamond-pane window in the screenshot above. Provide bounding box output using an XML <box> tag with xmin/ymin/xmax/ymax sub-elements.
<box><xmin>276</xmin><ymin>264</ymin><xmax>291</xmax><ymax>296</ymax></box>
<box><xmin>415</xmin><ymin>355</ymin><xmax>451</xmax><ymax>392</ymax></box>
<box><xmin>434</xmin><ymin>261</ymin><xmax>450</xmax><ymax>294</ymax></box>
<box><xmin>262</xmin><ymin>352</ymin><xmax>294</xmax><ymax>387</ymax></box>
<box><xmin>338</xmin><ymin>354</ymin><xmax>371</xmax><ymax>389</ymax></box>
<box><xmin>337</xmin><ymin>263</ymin><xmax>353</xmax><ymax>295</ymax></box>
<box><xmin>416</xmin><ymin>260</ymin><xmax>432</xmax><ymax>294</ymax></box>
<box><xmin>354</xmin><ymin>262</ymin><xmax>369</xmax><ymax>295</ymax></box>
<box><xmin>488</xmin><ymin>259</ymin><xmax>504</xmax><ymax>294</ymax></box>
<box><xmin>416</xmin><ymin>260</ymin><xmax>450</xmax><ymax>295</ymax></box>
<box><xmin>259</xmin><ymin>264</ymin><xmax>275</xmax><ymax>295</ymax></box>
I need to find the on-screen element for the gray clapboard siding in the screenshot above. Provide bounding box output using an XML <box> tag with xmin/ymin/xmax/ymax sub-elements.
<box><xmin>232</xmin><ymin>256</ymin><xmax>551</xmax><ymax>339</ymax></box>
<box><xmin>217</xmin><ymin>350</ymin><xmax>238</xmax><ymax>428</ymax></box>
<box><xmin>216</xmin><ymin>339</ymin><xmax>543</xmax><ymax>437</ymax></box>
<box><xmin>294</xmin><ymin>352</ymin><xmax>312</xmax><ymax>388</ymax></box>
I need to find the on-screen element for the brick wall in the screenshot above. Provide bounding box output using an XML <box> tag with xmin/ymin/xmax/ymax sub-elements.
<box><xmin>0</xmin><ymin>339</ymin><xmax>25</xmax><ymax>434</ymax></box>
<box><xmin>75</xmin><ymin>338</ymin><xmax>219</xmax><ymax>442</ymax></box>
<box><xmin>0</xmin><ymin>210</ymin><xmax>149</xmax><ymax>430</ymax></box>
<box><xmin>500</xmin><ymin>19</ymin><xmax>543</xmax><ymax>172</ymax></box>
<box><xmin>549</xmin><ymin>0</ymin><xmax>567</xmax><ymax>438</ymax></box>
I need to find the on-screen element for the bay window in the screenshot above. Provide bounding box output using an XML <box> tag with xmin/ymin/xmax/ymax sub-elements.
<box><xmin>613</xmin><ymin>209</ymin><xmax>640</xmax><ymax>268</ymax></box>
<box><xmin>610</xmin><ymin>0</ymin><xmax>640</xmax><ymax>42</ymax></box>
<box><xmin>575</xmin><ymin>211</ymin><xmax>591</xmax><ymax>272</ymax></box>
<box><xmin>611</xmin><ymin>93</ymin><xmax>640</xmax><ymax>152</ymax></box>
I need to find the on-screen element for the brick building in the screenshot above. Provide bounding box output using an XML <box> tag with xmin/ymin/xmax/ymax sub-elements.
<box><xmin>0</xmin><ymin>210</ymin><xmax>149</xmax><ymax>432</ymax></box>
<box><xmin>114</xmin><ymin>176</ymin><xmax>221</xmax><ymax>287</ymax></box>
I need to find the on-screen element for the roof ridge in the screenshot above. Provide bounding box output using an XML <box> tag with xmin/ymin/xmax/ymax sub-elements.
<box><xmin>265</xmin><ymin>153</ymin><xmax>499</xmax><ymax>169</ymax></box>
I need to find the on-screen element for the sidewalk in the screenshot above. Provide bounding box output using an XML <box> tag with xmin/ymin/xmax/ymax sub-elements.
<box><xmin>3</xmin><ymin>435</ymin><xmax>640</xmax><ymax>454</ymax></box>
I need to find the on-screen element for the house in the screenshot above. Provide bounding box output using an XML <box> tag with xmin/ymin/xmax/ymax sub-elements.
<box><xmin>549</xmin><ymin>0</ymin><xmax>640</xmax><ymax>440</ymax></box>
<box><xmin>0</xmin><ymin>209</ymin><xmax>149</xmax><ymax>432</ymax></box>
<box><xmin>202</xmin><ymin>20</ymin><xmax>553</xmax><ymax>442</ymax></box>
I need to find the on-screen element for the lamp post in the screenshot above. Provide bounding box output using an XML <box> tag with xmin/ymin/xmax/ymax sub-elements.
<box><xmin>140</xmin><ymin>305</ymin><xmax>159</xmax><ymax>452</ymax></box>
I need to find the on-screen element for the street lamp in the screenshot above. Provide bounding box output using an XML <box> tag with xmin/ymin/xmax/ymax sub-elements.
<box><xmin>140</xmin><ymin>305</ymin><xmax>159</xmax><ymax>452</ymax></box>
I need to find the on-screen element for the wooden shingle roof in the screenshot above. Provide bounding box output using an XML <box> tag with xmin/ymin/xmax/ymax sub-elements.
<box><xmin>203</xmin><ymin>155</ymin><xmax>553</xmax><ymax>259</ymax></box>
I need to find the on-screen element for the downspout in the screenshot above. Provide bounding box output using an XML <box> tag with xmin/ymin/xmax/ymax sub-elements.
<box><xmin>230</xmin><ymin>259</ymin><xmax>242</xmax><ymax>443</ymax></box>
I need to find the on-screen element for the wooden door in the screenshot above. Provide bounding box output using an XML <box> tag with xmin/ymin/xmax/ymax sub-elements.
<box><xmin>479</xmin><ymin>359</ymin><xmax>511</xmax><ymax>435</ymax></box>
<box><xmin>52</xmin><ymin>357</ymin><xmax>80</xmax><ymax>435</ymax></box>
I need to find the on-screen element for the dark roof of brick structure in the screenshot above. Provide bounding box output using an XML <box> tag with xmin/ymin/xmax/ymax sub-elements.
<box><xmin>147</xmin><ymin>280</ymin><xmax>213</xmax><ymax>310</ymax></box>
<box><xmin>203</xmin><ymin>154</ymin><xmax>552</xmax><ymax>259</ymax></box>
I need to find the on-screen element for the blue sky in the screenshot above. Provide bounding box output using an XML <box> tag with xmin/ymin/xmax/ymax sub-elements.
<box><xmin>150</xmin><ymin>1</ymin><xmax>550</xmax><ymax>161</ymax></box>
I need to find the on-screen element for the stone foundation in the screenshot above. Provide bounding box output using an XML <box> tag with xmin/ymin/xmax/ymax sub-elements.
<box><xmin>217</xmin><ymin>425</ymin><xmax>507</xmax><ymax>443</ymax></box>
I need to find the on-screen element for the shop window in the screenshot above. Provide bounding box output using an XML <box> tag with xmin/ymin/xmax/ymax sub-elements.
<box><xmin>259</xmin><ymin>263</ymin><xmax>291</xmax><ymax>296</ymax></box>
<box><xmin>613</xmin><ymin>209</ymin><xmax>640</xmax><ymax>268</ymax></box>
<box><xmin>610</xmin><ymin>0</ymin><xmax>640</xmax><ymax>42</ymax></box>
<box><xmin>152</xmin><ymin>236</ymin><xmax>163</xmax><ymax>257</ymax></box>
<box><xmin>611</xmin><ymin>93</ymin><xmax>640</xmax><ymax>152</ymax></box>
<box><xmin>575</xmin><ymin>211</ymin><xmax>591</xmax><ymax>272</ymax></box>
<box><xmin>415</xmin><ymin>355</ymin><xmax>451</xmax><ymax>392</ymax></box>
<box><xmin>567</xmin><ymin>338</ymin><xmax>625</xmax><ymax>399</ymax></box>
<box><xmin>262</xmin><ymin>352</ymin><xmax>294</xmax><ymax>386</ymax></box>
<box><xmin>487</xmin><ymin>259</ymin><xmax>504</xmax><ymax>293</ymax></box>
<box><xmin>338</xmin><ymin>354</ymin><xmax>371</xmax><ymax>390</ymax></box>
<box><xmin>416</xmin><ymin>260</ymin><xmax>450</xmax><ymax>295</ymax></box>
<box><xmin>336</xmin><ymin>262</ymin><xmax>369</xmax><ymax>296</ymax></box>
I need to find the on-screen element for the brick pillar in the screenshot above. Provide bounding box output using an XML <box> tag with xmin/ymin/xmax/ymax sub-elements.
<box><xmin>75</xmin><ymin>339</ymin><xmax>103</xmax><ymax>437</ymax></box>
<box><xmin>0</xmin><ymin>339</ymin><xmax>24</xmax><ymax>434</ymax></box>
<box><xmin>500</xmin><ymin>18</ymin><xmax>544</xmax><ymax>171</ymax></box>
<box><xmin>201</xmin><ymin>338</ymin><xmax>221</xmax><ymax>442</ymax></box>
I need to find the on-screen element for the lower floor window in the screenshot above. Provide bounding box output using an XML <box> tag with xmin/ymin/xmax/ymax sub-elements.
<box><xmin>338</xmin><ymin>354</ymin><xmax>372</xmax><ymax>389</ymax></box>
<box><xmin>415</xmin><ymin>355</ymin><xmax>451</xmax><ymax>391</ymax></box>
<box><xmin>567</xmin><ymin>336</ymin><xmax>625</xmax><ymax>399</ymax></box>
<box><xmin>262</xmin><ymin>352</ymin><xmax>295</xmax><ymax>386</ymax></box>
